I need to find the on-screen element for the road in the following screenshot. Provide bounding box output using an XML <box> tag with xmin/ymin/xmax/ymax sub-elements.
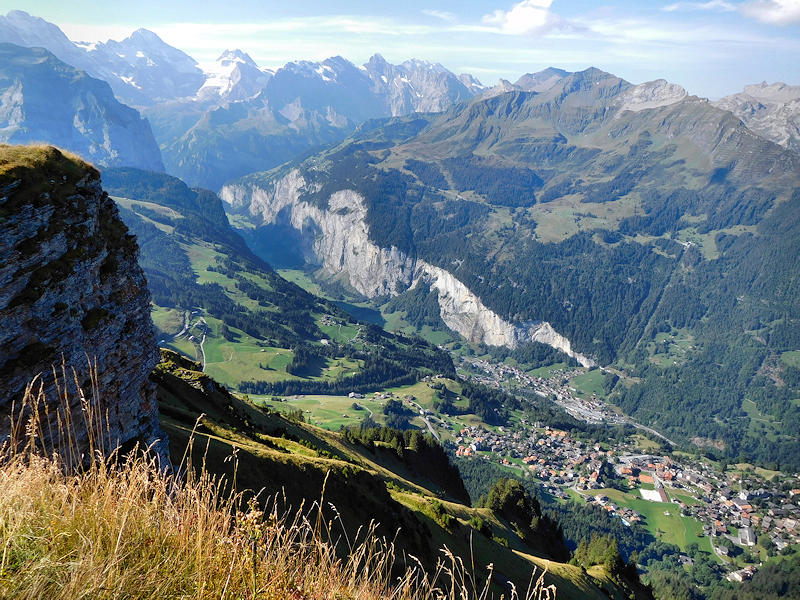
<box><xmin>626</xmin><ymin>420</ymin><xmax>678</xmax><ymax>447</ymax></box>
<box><xmin>199</xmin><ymin>333</ymin><xmax>207</xmax><ymax>370</ymax></box>
<box><xmin>407</xmin><ymin>398</ymin><xmax>440</xmax><ymax>441</ymax></box>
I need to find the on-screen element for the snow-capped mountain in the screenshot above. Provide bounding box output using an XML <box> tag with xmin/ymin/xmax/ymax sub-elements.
<box><xmin>0</xmin><ymin>10</ymin><xmax>98</xmax><ymax>80</ymax></box>
<box><xmin>714</xmin><ymin>82</ymin><xmax>800</xmax><ymax>153</ymax></box>
<box><xmin>0</xmin><ymin>43</ymin><xmax>164</xmax><ymax>171</ymax></box>
<box><xmin>84</xmin><ymin>28</ymin><xmax>205</xmax><ymax>104</ymax></box>
<box><xmin>0</xmin><ymin>11</ymin><xmax>204</xmax><ymax>105</ymax></box>
<box><xmin>0</xmin><ymin>11</ymin><xmax>491</xmax><ymax>189</ymax></box>
<box><xmin>363</xmin><ymin>53</ymin><xmax>479</xmax><ymax>115</ymax></box>
<box><xmin>196</xmin><ymin>49</ymin><xmax>272</xmax><ymax>103</ymax></box>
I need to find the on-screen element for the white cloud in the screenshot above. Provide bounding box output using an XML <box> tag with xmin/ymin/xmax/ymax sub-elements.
<box><xmin>662</xmin><ymin>1</ymin><xmax>737</xmax><ymax>12</ymax></box>
<box><xmin>482</xmin><ymin>0</ymin><xmax>558</xmax><ymax>35</ymax></box>
<box><xmin>740</xmin><ymin>0</ymin><xmax>800</xmax><ymax>24</ymax></box>
<box><xmin>422</xmin><ymin>9</ymin><xmax>457</xmax><ymax>23</ymax></box>
<box><xmin>59</xmin><ymin>23</ymin><xmax>137</xmax><ymax>43</ymax></box>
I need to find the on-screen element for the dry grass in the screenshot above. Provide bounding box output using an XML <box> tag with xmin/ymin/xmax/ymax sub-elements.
<box><xmin>0</xmin><ymin>374</ymin><xmax>556</xmax><ymax>599</ymax></box>
<box><xmin>0</xmin><ymin>144</ymin><xmax>93</xmax><ymax>176</ymax></box>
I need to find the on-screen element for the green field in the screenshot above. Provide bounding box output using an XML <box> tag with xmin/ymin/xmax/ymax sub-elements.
<box><xmin>647</xmin><ymin>328</ymin><xmax>695</xmax><ymax>367</ymax></box>
<box><xmin>632</xmin><ymin>434</ymin><xmax>662</xmax><ymax>453</ymax></box>
<box><xmin>781</xmin><ymin>350</ymin><xmax>800</xmax><ymax>368</ymax></box>
<box><xmin>528</xmin><ymin>194</ymin><xmax>640</xmax><ymax>243</ymax></box>
<box><xmin>318</xmin><ymin>321</ymin><xmax>360</xmax><ymax>343</ymax></box>
<box><xmin>151</xmin><ymin>306</ymin><xmax>184</xmax><ymax>337</ymax></box>
<box><xmin>249</xmin><ymin>377</ymin><xmax>476</xmax><ymax>438</ymax></box>
<box><xmin>526</xmin><ymin>362</ymin><xmax>570</xmax><ymax>377</ymax></box>
<box><xmin>253</xmin><ymin>394</ymin><xmax>387</xmax><ymax>430</ymax></box>
<box><xmin>276</xmin><ymin>268</ymin><xmax>325</xmax><ymax>296</ymax></box>
<box><xmin>584</xmin><ymin>488</ymin><xmax>717</xmax><ymax>558</ymax></box>
<box><xmin>569</xmin><ymin>369</ymin><xmax>606</xmax><ymax>398</ymax></box>
<box><xmin>742</xmin><ymin>398</ymin><xmax>781</xmax><ymax>441</ymax></box>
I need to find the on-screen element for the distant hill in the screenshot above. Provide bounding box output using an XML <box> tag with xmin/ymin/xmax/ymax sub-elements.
<box><xmin>714</xmin><ymin>81</ymin><xmax>800</xmax><ymax>153</ymax></box>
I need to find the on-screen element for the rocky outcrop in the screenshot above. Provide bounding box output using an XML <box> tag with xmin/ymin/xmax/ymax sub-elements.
<box><xmin>714</xmin><ymin>82</ymin><xmax>800</xmax><ymax>152</ymax></box>
<box><xmin>615</xmin><ymin>79</ymin><xmax>687</xmax><ymax>113</ymax></box>
<box><xmin>221</xmin><ymin>171</ymin><xmax>594</xmax><ymax>367</ymax></box>
<box><xmin>414</xmin><ymin>265</ymin><xmax>592</xmax><ymax>366</ymax></box>
<box><xmin>0</xmin><ymin>145</ymin><xmax>167</xmax><ymax>460</ymax></box>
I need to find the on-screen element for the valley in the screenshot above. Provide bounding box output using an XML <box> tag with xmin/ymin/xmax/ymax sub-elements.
<box><xmin>1</xmin><ymin>5</ymin><xmax>799</xmax><ymax>599</ymax></box>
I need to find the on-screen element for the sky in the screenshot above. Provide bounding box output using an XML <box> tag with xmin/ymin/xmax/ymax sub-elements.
<box><xmin>5</xmin><ymin>0</ymin><xmax>800</xmax><ymax>98</ymax></box>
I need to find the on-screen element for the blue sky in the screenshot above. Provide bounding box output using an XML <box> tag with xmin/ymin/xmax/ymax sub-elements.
<box><xmin>7</xmin><ymin>0</ymin><xmax>800</xmax><ymax>97</ymax></box>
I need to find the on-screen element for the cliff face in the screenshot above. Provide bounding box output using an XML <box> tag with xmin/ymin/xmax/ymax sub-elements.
<box><xmin>0</xmin><ymin>145</ymin><xmax>167</xmax><ymax>459</ymax></box>
<box><xmin>221</xmin><ymin>171</ymin><xmax>594</xmax><ymax>367</ymax></box>
<box><xmin>0</xmin><ymin>43</ymin><xmax>164</xmax><ymax>172</ymax></box>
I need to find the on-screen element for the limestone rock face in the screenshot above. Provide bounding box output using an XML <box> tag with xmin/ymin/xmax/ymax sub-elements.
<box><xmin>714</xmin><ymin>82</ymin><xmax>800</xmax><ymax>153</ymax></box>
<box><xmin>221</xmin><ymin>171</ymin><xmax>594</xmax><ymax>367</ymax></box>
<box><xmin>0</xmin><ymin>145</ymin><xmax>167</xmax><ymax>460</ymax></box>
<box><xmin>615</xmin><ymin>79</ymin><xmax>687</xmax><ymax>113</ymax></box>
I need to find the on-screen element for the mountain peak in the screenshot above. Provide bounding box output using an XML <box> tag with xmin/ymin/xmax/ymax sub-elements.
<box><xmin>127</xmin><ymin>28</ymin><xmax>164</xmax><ymax>43</ymax></box>
<box><xmin>515</xmin><ymin>67</ymin><xmax>570</xmax><ymax>92</ymax></box>
<box><xmin>741</xmin><ymin>81</ymin><xmax>800</xmax><ymax>102</ymax></box>
<box><xmin>367</xmin><ymin>53</ymin><xmax>388</xmax><ymax>65</ymax></box>
<box><xmin>616</xmin><ymin>78</ymin><xmax>688</xmax><ymax>113</ymax></box>
<box><xmin>401</xmin><ymin>58</ymin><xmax>448</xmax><ymax>74</ymax></box>
<box><xmin>217</xmin><ymin>48</ymin><xmax>257</xmax><ymax>67</ymax></box>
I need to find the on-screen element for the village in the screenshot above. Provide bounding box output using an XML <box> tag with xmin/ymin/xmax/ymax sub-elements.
<box><xmin>459</xmin><ymin>356</ymin><xmax>626</xmax><ymax>425</ymax></box>
<box><xmin>449</xmin><ymin>357</ymin><xmax>800</xmax><ymax>580</ymax></box>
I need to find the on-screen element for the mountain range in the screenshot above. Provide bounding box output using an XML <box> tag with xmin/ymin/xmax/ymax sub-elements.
<box><xmin>3</xmin><ymin>9</ymin><xmax>799</xmax><ymax>192</ymax></box>
<box><xmin>221</xmin><ymin>65</ymin><xmax>800</xmax><ymax>469</ymax></box>
<box><xmin>2</xmin><ymin>8</ymin><xmax>800</xmax><ymax>469</ymax></box>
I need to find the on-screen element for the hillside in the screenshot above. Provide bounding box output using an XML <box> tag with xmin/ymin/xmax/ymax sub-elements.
<box><xmin>103</xmin><ymin>167</ymin><xmax>454</xmax><ymax>400</ymax></box>
<box><xmin>154</xmin><ymin>349</ymin><xmax>652</xmax><ymax>600</ymax></box>
<box><xmin>220</xmin><ymin>67</ymin><xmax>800</xmax><ymax>470</ymax></box>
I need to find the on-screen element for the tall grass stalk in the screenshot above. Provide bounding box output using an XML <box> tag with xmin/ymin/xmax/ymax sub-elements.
<box><xmin>0</xmin><ymin>373</ymin><xmax>555</xmax><ymax>599</ymax></box>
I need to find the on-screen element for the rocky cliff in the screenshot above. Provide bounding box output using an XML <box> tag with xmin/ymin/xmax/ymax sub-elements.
<box><xmin>0</xmin><ymin>145</ymin><xmax>167</xmax><ymax>459</ymax></box>
<box><xmin>221</xmin><ymin>171</ymin><xmax>593</xmax><ymax>367</ymax></box>
<box><xmin>714</xmin><ymin>81</ymin><xmax>800</xmax><ymax>153</ymax></box>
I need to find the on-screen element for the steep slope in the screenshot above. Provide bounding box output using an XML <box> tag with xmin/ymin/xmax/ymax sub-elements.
<box><xmin>103</xmin><ymin>167</ymin><xmax>453</xmax><ymax>396</ymax></box>
<box><xmin>221</xmin><ymin>169</ymin><xmax>593</xmax><ymax>367</ymax></box>
<box><xmin>222</xmin><ymin>67</ymin><xmax>800</xmax><ymax>469</ymax></box>
<box><xmin>0</xmin><ymin>44</ymin><xmax>164</xmax><ymax>171</ymax></box>
<box><xmin>155</xmin><ymin>349</ymin><xmax>652</xmax><ymax>600</ymax></box>
<box><xmin>714</xmin><ymin>81</ymin><xmax>800</xmax><ymax>152</ymax></box>
<box><xmin>0</xmin><ymin>144</ymin><xmax>166</xmax><ymax>458</ymax></box>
